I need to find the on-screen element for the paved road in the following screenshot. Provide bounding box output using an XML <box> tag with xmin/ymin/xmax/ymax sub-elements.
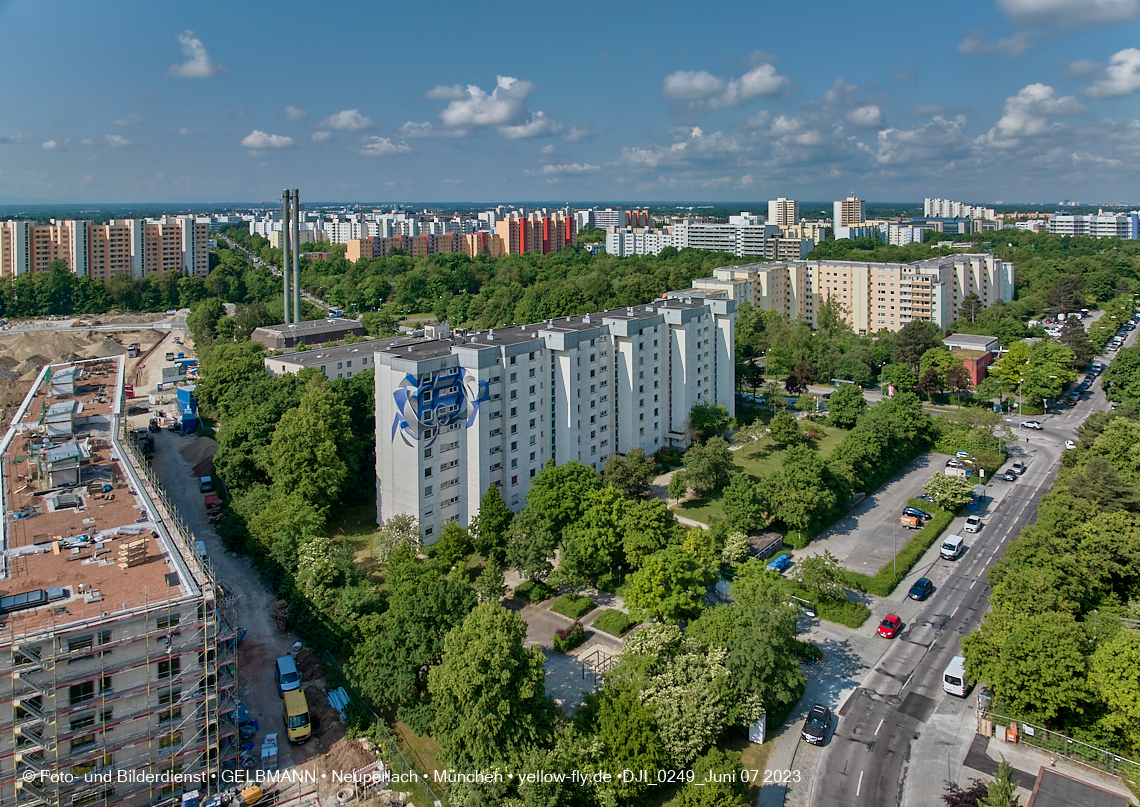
<box><xmin>808</xmin><ymin>319</ymin><xmax>1139</xmax><ymax>807</ymax></box>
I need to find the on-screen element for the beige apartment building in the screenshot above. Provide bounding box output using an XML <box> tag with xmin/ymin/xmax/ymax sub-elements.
<box><xmin>689</xmin><ymin>253</ymin><xmax>1013</xmax><ymax>334</ymax></box>
<box><xmin>1</xmin><ymin>218</ymin><xmax>209</xmax><ymax>281</ymax></box>
<box><xmin>767</xmin><ymin>198</ymin><xmax>800</xmax><ymax>227</ymax></box>
<box><xmin>833</xmin><ymin>196</ymin><xmax>866</xmax><ymax>228</ymax></box>
<box><xmin>0</xmin><ymin>357</ymin><xmax>238</xmax><ymax>807</ymax></box>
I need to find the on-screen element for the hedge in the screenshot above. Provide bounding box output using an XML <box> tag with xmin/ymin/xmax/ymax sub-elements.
<box><xmin>844</xmin><ymin>508</ymin><xmax>955</xmax><ymax>597</ymax></box>
<box><xmin>552</xmin><ymin>621</ymin><xmax>586</xmax><ymax>653</ymax></box>
<box><xmin>551</xmin><ymin>594</ymin><xmax>595</xmax><ymax>620</ymax></box>
<box><xmin>514</xmin><ymin>579</ymin><xmax>554</xmax><ymax>604</ymax></box>
<box><xmin>593</xmin><ymin>609</ymin><xmax>635</xmax><ymax>637</ymax></box>
<box><xmin>783</xmin><ymin>579</ymin><xmax>870</xmax><ymax>629</ymax></box>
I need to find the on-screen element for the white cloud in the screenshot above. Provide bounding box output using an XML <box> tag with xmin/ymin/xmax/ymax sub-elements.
<box><xmin>167</xmin><ymin>30</ymin><xmax>227</xmax><ymax>78</ymax></box>
<box><xmin>285</xmin><ymin>106</ymin><xmax>308</xmax><ymax>120</ymax></box>
<box><xmin>541</xmin><ymin>163</ymin><xmax>599</xmax><ymax>174</ymax></box>
<box><xmin>956</xmin><ymin>29</ymin><xmax>1035</xmax><ymax>57</ymax></box>
<box><xmin>355</xmin><ymin>136</ymin><xmax>413</xmax><ymax>157</ymax></box>
<box><xmin>80</xmin><ymin>139</ymin><xmax>94</xmax><ymax>147</ymax></box>
<box><xmin>42</xmin><ymin>140</ymin><xmax>67</xmax><ymax>151</ymax></box>
<box><xmin>540</xmin><ymin>144</ymin><xmax>556</xmax><ymax>154</ymax></box>
<box><xmin>397</xmin><ymin>121</ymin><xmax>465</xmax><ymax>138</ymax></box>
<box><xmin>105</xmin><ymin>134</ymin><xmax>132</xmax><ymax>148</ymax></box>
<box><xmin>997</xmin><ymin>0</ymin><xmax>1140</xmax><ymax>28</ymax></box>
<box><xmin>847</xmin><ymin>105</ymin><xmax>884</xmax><ymax>128</ymax></box>
<box><xmin>563</xmin><ymin>125</ymin><xmax>596</xmax><ymax>142</ymax></box>
<box><xmin>1066</xmin><ymin>60</ymin><xmax>1103</xmax><ymax>78</ymax></box>
<box><xmin>176</xmin><ymin>127</ymin><xmax>194</xmax><ymax>136</ymax></box>
<box><xmin>311</xmin><ymin>131</ymin><xmax>331</xmax><ymax>143</ymax></box>
<box><xmin>319</xmin><ymin>109</ymin><xmax>373</xmax><ymax>131</ymax></box>
<box><xmin>0</xmin><ymin>134</ymin><xmax>26</xmax><ymax>144</ymax></box>
<box><xmin>985</xmin><ymin>83</ymin><xmax>1086</xmax><ymax>144</ymax></box>
<box><xmin>425</xmin><ymin>84</ymin><xmax>467</xmax><ymax>100</ymax></box>
<box><xmin>874</xmin><ymin>115</ymin><xmax>970</xmax><ymax>165</ymax></box>
<box><xmin>662</xmin><ymin>63</ymin><xmax>787</xmax><ymax>109</ymax></box>
<box><xmin>240</xmin><ymin>130</ymin><xmax>294</xmax><ymax>149</ymax></box>
<box><xmin>439</xmin><ymin>76</ymin><xmax>533</xmax><ymax>128</ymax></box>
<box><xmin>499</xmin><ymin>111</ymin><xmax>563</xmax><ymax>139</ymax></box>
<box><xmin>1085</xmin><ymin>48</ymin><xmax>1140</xmax><ymax>97</ymax></box>
<box><xmin>112</xmin><ymin>114</ymin><xmax>142</xmax><ymax>127</ymax></box>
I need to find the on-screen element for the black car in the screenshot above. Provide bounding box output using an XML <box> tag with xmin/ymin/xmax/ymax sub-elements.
<box><xmin>1000</xmin><ymin>470</ymin><xmax>1018</xmax><ymax>481</ymax></box>
<box><xmin>908</xmin><ymin>577</ymin><xmax>934</xmax><ymax>601</ymax></box>
<box><xmin>801</xmin><ymin>703</ymin><xmax>832</xmax><ymax>745</ymax></box>
<box><xmin>903</xmin><ymin>506</ymin><xmax>932</xmax><ymax>521</ymax></box>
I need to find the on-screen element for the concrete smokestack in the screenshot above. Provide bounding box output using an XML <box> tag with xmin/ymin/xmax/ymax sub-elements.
<box><xmin>281</xmin><ymin>189</ymin><xmax>291</xmax><ymax>324</ymax></box>
<box><xmin>292</xmin><ymin>189</ymin><xmax>301</xmax><ymax>324</ymax></box>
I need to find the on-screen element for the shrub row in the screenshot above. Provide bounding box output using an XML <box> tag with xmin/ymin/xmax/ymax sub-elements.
<box><xmin>551</xmin><ymin>594</ymin><xmax>595</xmax><ymax>620</ymax></box>
<box><xmin>592</xmin><ymin>608</ymin><xmax>636</xmax><ymax>637</ymax></box>
<box><xmin>552</xmin><ymin>621</ymin><xmax>586</xmax><ymax>653</ymax></box>
<box><xmin>845</xmin><ymin>509</ymin><xmax>955</xmax><ymax>597</ymax></box>
<box><xmin>514</xmin><ymin>579</ymin><xmax>554</xmax><ymax>604</ymax></box>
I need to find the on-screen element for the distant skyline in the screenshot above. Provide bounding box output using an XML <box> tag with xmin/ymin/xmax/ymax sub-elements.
<box><xmin>2</xmin><ymin>0</ymin><xmax>1139</xmax><ymax>205</ymax></box>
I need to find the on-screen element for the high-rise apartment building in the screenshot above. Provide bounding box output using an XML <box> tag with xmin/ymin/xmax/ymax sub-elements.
<box><xmin>833</xmin><ymin>196</ymin><xmax>866</xmax><ymax>230</ymax></box>
<box><xmin>1047</xmin><ymin>213</ymin><xmax>1136</xmax><ymax>239</ymax></box>
<box><xmin>689</xmin><ymin>263</ymin><xmax>814</xmax><ymax>323</ymax></box>
<box><xmin>374</xmin><ymin>295</ymin><xmax>735</xmax><ymax>541</ymax></box>
<box><xmin>494</xmin><ymin>215</ymin><xmax>576</xmax><ymax>255</ymax></box>
<box><xmin>768</xmin><ymin>198</ymin><xmax>800</xmax><ymax>227</ymax></box>
<box><xmin>0</xmin><ymin>356</ymin><xmax>238</xmax><ymax>807</ymax></box>
<box><xmin>1</xmin><ymin>218</ymin><xmax>208</xmax><ymax>281</ymax></box>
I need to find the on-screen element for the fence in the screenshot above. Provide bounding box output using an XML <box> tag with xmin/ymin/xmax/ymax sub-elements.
<box><xmin>321</xmin><ymin>649</ymin><xmax>446</xmax><ymax>807</ymax></box>
<box><xmin>987</xmin><ymin>712</ymin><xmax>1140</xmax><ymax>779</ymax></box>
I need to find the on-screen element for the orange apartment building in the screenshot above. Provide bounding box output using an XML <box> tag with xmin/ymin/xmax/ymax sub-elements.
<box><xmin>347</xmin><ymin>231</ymin><xmax>513</xmax><ymax>263</ymax></box>
<box><xmin>494</xmin><ymin>215</ymin><xmax>576</xmax><ymax>255</ymax></box>
<box><xmin>0</xmin><ymin>218</ymin><xmax>209</xmax><ymax>281</ymax></box>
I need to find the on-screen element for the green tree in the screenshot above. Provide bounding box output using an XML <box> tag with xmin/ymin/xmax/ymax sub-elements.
<box><xmin>266</xmin><ymin>379</ymin><xmax>357</xmax><ymax>511</ymax></box>
<box><xmin>985</xmin><ymin>611</ymin><xmax>1089</xmax><ymax>723</ymax></box>
<box><xmin>556</xmin><ymin>487</ymin><xmax>629</xmax><ymax>587</ymax></box>
<box><xmin>1067</xmin><ymin>456</ymin><xmax>1140</xmax><ymax>511</ymax></box>
<box><xmin>524</xmin><ymin>460</ymin><xmax>601</xmax><ymax>538</ymax></box>
<box><xmin>723</xmin><ymin>474</ymin><xmax>765</xmax><ymax>532</ymax></box>
<box><xmin>625</xmin><ymin>547</ymin><xmax>707</xmax><ymax>623</ymax></box>
<box><xmin>428</xmin><ymin>602</ymin><xmax>553</xmax><ymax>770</ymax></box>
<box><xmin>925</xmin><ymin>473</ymin><xmax>977</xmax><ymax>509</ymax></box>
<box><xmin>827</xmin><ymin>383</ymin><xmax>867</xmax><ymax>429</ymax></box>
<box><xmin>721</xmin><ymin>531</ymin><xmax>750</xmax><ymax>564</ymax></box>
<box><xmin>687</xmin><ymin>403</ymin><xmax>731</xmax><ymax>443</ymax></box>
<box><xmin>791</xmin><ymin>550</ymin><xmax>847</xmax><ymax>602</ymax></box>
<box><xmin>880</xmin><ymin>363</ymin><xmax>918</xmax><ymax>393</ymax></box>
<box><xmin>981</xmin><ymin>758</ymin><xmax>1020</xmax><ymax>807</ymax></box>
<box><xmin>506</xmin><ymin>508</ymin><xmax>559</xmax><ymax>583</ymax></box>
<box><xmin>757</xmin><ymin>445</ymin><xmax>842</xmax><ymax>534</ymax></box>
<box><xmin>622</xmin><ymin>497</ymin><xmax>678</xmax><ymax>568</ymax></box>
<box><xmin>680</xmin><ymin>436</ymin><xmax>735</xmax><ymax>495</ymax></box>
<box><xmin>894</xmin><ymin>320</ymin><xmax>945</xmax><ymax>370</ymax></box>
<box><xmin>784</xmin><ymin>361</ymin><xmax>816</xmax><ymax>395</ymax></box>
<box><xmin>1059</xmin><ymin>316</ymin><xmax>1096</xmax><ymax>369</ymax></box>
<box><xmin>769</xmin><ymin>412</ymin><xmax>803</xmax><ymax>448</ymax></box>
<box><xmin>579</xmin><ymin>679</ymin><xmax>668</xmax><ymax>806</ymax></box>
<box><xmin>433</xmin><ymin>521</ymin><xmax>473</xmax><ymax>569</ymax></box>
<box><xmin>602</xmin><ymin>447</ymin><xmax>656</xmax><ymax>499</ymax></box>
<box><xmin>473</xmin><ymin>561</ymin><xmax>507</xmax><ymax>603</ymax></box>
<box><xmin>795</xmin><ymin>394</ymin><xmax>817</xmax><ymax>412</ymax></box>
<box><xmin>1089</xmin><ymin>629</ymin><xmax>1140</xmax><ymax>751</ymax></box>
<box><xmin>373</xmin><ymin>513</ymin><xmax>421</xmax><ymax>562</ymax></box>
<box><xmin>1103</xmin><ymin>346</ymin><xmax>1140</xmax><ymax>405</ymax></box>
<box><xmin>471</xmin><ymin>484</ymin><xmax>513</xmax><ymax>563</ymax></box>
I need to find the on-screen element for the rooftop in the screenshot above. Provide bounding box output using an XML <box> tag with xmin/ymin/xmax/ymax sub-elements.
<box><xmin>1027</xmin><ymin>767</ymin><xmax>1129</xmax><ymax>807</ymax></box>
<box><xmin>944</xmin><ymin>333</ymin><xmax>1000</xmax><ymax>350</ymax></box>
<box><xmin>272</xmin><ymin>337</ymin><xmax>414</xmax><ymax>368</ymax></box>
<box><xmin>255</xmin><ymin>318</ymin><xmax>364</xmax><ymax>337</ymax></box>
<box><xmin>0</xmin><ymin>356</ymin><xmax>204</xmax><ymax>641</ymax></box>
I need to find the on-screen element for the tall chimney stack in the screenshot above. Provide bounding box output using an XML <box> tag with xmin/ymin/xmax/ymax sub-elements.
<box><xmin>292</xmin><ymin>189</ymin><xmax>301</xmax><ymax>324</ymax></box>
<box><xmin>281</xmin><ymin>189</ymin><xmax>291</xmax><ymax>324</ymax></box>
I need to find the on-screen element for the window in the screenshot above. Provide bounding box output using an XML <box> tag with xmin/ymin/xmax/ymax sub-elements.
<box><xmin>69</xmin><ymin>682</ymin><xmax>94</xmax><ymax>706</ymax></box>
<box><xmin>511</xmin><ymin>458</ymin><xmax>518</xmax><ymax>469</ymax></box>
<box><xmin>424</xmin><ymin>485</ymin><xmax>433</xmax><ymax>497</ymax></box>
<box><xmin>156</xmin><ymin>615</ymin><xmax>180</xmax><ymax>631</ymax></box>
<box><xmin>101</xmin><ymin>675</ymin><xmax>112</xmax><ymax>693</ymax></box>
<box><xmin>424</xmin><ymin>468</ymin><xmax>433</xmax><ymax>478</ymax></box>
<box><xmin>529</xmin><ymin>418</ymin><xmax>536</xmax><ymax>428</ymax></box>
<box><xmin>510</xmin><ymin>356</ymin><xmax>516</xmax><ymax>365</ymax></box>
<box><xmin>530</xmin><ymin>352</ymin><xmax>535</xmax><ymax>360</ymax></box>
<box><xmin>511</xmin><ymin>475</ymin><xmax>518</xmax><ymax>486</ymax></box>
<box><xmin>441</xmin><ymin>459</ymin><xmax>459</xmax><ymax>471</ymax></box>
<box><xmin>424</xmin><ymin>526</ymin><xmax>434</xmax><ymax>537</ymax></box>
<box><xmin>510</xmin><ymin>390</ymin><xmax>517</xmax><ymax>400</ymax></box>
<box><xmin>529</xmin><ymin>385</ymin><xmax>535</xmax><ymax>395</ymax></box>
<box><xmin>69</xmin><ymin>635</ymin><xmax>94</xmax><ymax>652</ymax></box>
<box><xmin>530</xmin><ymin>451</ymin><xmax>536</xmax><ymax>461</ymax></box>
<box><xmin>442</xmin><ymin>495</ymin><xmax>460</xmax><ymax>507</ymax></box>
<box><xmin>160</xmin><ymin>733</ymin><xmax>183</xmax><ymax>750</ymax></box>
<box><xmin>511</xmin><ymin>424</ymin><xmax>518</xmax><ymax>434</ymax></box>
<box><xmin>529</xmin><ymin>435</ymin><xmax>536</xmax><ymax>445</ymax></box>
<box><xmin>510</xmin><ymin>407</ymin><xmax>517</xmax><ymax>417</ymax></box>
<box><xmin>71</xmin><ymin>712</ymin><xmax>96</xmax><ymax>731</ymax></box>
<box><xmin>423</xmin><ymin>447</ymin><xmax>432</xmax><ymax>459</ymax></box>
<box><xmin>159</xmin><ymin>688</ymin><xmax>182</xmax><ymax>707</ymax></box>
<box><xmin>530</xmin><ymin>468</ymin><xmax>537</xmax><ymax>478</ymax></box>
<box><xmin>511</xmin><ymin>441</ymin><xmax>518</xmax><ymax>451</ymax></box>
<box><xmin>158</xmin><ymin>708</ymin><xmax>181</xmax><ymax>725</ymax></box>
<box><xmin>157</xmin><ymin>658</ymin><xmax>180</xmax><ymax>680</ymax></box>
<box><xmin>529</xmin><ymin>368</ymin><xmax>535</xmax><ymax>378</ymax></box>
<box><xmin>529</xmin><ymin>402</ymin><xmax>536</xmax><ymax>411</ymax></box>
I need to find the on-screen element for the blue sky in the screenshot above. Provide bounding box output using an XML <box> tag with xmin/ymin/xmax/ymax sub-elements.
<box><xmin>2</xmin><ymin>0</ymin><xmax>1139</xmax><ymax>205</ymax></box>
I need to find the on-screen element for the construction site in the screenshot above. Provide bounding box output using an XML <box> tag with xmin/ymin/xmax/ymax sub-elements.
<box><xmin>0</xmin><ymin>354</ymin><xmax>241</xmax><ymax>807</ymax></box>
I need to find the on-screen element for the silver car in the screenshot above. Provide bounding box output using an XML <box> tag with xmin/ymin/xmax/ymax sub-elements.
<box><xmin>964</xmin><ymin>515</ymin><xmax>982</xmax><ymax>533</ymax></box>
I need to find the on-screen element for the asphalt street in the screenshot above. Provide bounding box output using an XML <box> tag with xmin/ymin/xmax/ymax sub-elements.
<box><xmin>808</xmin><ymin>318</ymin><xmax>1137</xmax><ymax>807</ymax></box>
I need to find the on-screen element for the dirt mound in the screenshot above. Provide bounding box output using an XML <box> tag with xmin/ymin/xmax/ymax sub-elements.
<box><xmin>21</xmin><ymin>355</ymin><xmax>49</xmax><ymax>372</ymax></box>
<box><xmin>0</xmin><ymin>368</ymin><xmax>18</xmax><ymax>383</ymax></box>
<box><xmin>191</xmin><ymin>456</ymin><xmax>214</xmax><ymax>479</ymax></box>
<box><xmin>179</xmin><ymin>436</ymin><xmax>219</xmax><ymax>466</ymax></box>
<box><xmin>295</xmin><ymin>648</ymin><xmax>322</xmax><ymax>681</ymax></box>
<box><xmin>314</xmin><ymin>737</ymin><xmax>377</xmax><ymax>777</ymax></box>
<box><xmin>311</xmin><ymin>705</ymin><xmax>341</xmax><ymax>737</ymax></box>
<box><xmin>303</xmin><ymin>684</ymin><xmax>325</xmax><ymax>706</ymax></box>
<box><xmin>0</xmin><ymin>356</ymin><xmax>17</xmax><ymax>371</ymax></box>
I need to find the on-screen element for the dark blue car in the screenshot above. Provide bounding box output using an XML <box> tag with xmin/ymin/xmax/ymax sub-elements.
<box><xmin>908</xmin><ymin>578</ymin><xmax>933</xmax><ymax>601</ymax></box>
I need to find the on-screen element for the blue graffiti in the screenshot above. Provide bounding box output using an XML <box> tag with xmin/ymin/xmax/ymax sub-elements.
<box><xmin>391</xmin><ymin>367</ymin><xmax>488</xmax><ymax>446</ymax></box>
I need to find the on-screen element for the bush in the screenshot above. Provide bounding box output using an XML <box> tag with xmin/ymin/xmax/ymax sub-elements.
<box><xmin>552</xmin><ymin>621</ymin><xmax>586</xmax><ymax>653</ymax></box>
<box><xmin>593</xmin><ymin>608</ymin><xmax>635</xmax><ymax>637</ymax></box>
<box><xmin>784</xmin><ymin>529</ymin><xmax>813</xmax><ymax>549</ymax></box>
<box><xmin>551</xmin><ymin>594</ymin><xmax>595</xmax><ymax>620</ymax></box>
<box><xmin>514</xmin><ymin>579</ymin><xmax>554</xmax><ymax>604</ymax></box>
<box><xmin>844</xmin><ymin>509</ymin><xmax>955</xmax><ymax>597</ymax></box>
<box><xmin>782</xmin><ymin>579</ymin><xmax>870</xmax><ymax>628</ymax></box>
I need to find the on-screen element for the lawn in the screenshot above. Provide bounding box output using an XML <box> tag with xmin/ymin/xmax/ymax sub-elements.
<box><xmin>676</xmin><ymin>420</ymin><xmax>849</xmax><ymax>525</ymax></box>
<box><xmin>326</xmin><ymin>501</ymin><xmax>386</xmax><ymax>581</ymax></box>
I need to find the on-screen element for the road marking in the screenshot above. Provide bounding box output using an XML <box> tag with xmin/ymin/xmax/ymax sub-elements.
<box><xmin>857</xmin><ymin>771</ymin><xmax>864</xmax><ymax>797</ymax></box>
<box><xmin>903</xmin><ymin>672</ymin><xmax>913</xmax><ymax>689</ymax></box>
<box><xmin>969</xmin><ymin>580</ymin><xmax>977</xmax><ymax>589</ymax></box>
<box><xmin>875</xmin><ymin>719</ymin><xmax>884</xmax><ymax>736</ymax></box>
<box><xmin>951</xmin><ymin>606</ymin><xmax>960</xmax><ymax>619</ymax></box>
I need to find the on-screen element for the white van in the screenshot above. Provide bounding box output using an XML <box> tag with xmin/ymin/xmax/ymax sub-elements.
<box><xmin>943</xmin><ymin>656</ymin><xmax>968</xmax><ymax>697</ymax></box>
<box><xmin>940</xmin><ymin>534</ymin><xmax>964</xmax><ymax>560</ymax></box>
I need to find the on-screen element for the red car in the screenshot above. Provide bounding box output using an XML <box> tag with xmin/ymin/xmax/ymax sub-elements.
<box><xmin>878</xmin><ymin>613</ymin><xmax>902</xmax><ymax>639</ymax></box>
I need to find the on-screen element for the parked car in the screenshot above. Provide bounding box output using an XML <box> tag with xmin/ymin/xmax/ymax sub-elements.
<box><xmin>878</xmin><ymin>613</ymin><xmax>903</xmax><ymax>639</ymax></box>
<box><xmin>908</xmin><ymin>578</ymin><xmax>934</xmax><ymax>601</ymax></box>
<box><xmin>766</xmin><ymin>553</ymin><xmax>792</xmax><ymax>573</ymax></box>
<box><xmin>955</xmin><ymin>451</ymin><xmax>972</xmax><ymax>458</ymax></box>
<box><xmin>1020</xmin><ymin>421</ymin><xmax>1043</xmax><ymax>430</ymax></box>
<box><xmin>999</xmin><ymin>470</ymin><xmax>1018</xmax><ymax>482</ymax></box>
<box><xmin>964</xmin><ymin>515</ymin><xmax>982</xmax><ymax>533</ymax></box>
<box><xmin>945</xmin><ymin>458</ymin><xmax>964</xmax><ymax>468</ymax></box>
<box><xmin>903</xmin><ymin>506</ymin><xmax>932</xmax><ymax>521</ymax></box>
<box><xmin>1065</xmin><ymin>440</ymin><xmax>1076</xmax><ymax>450</ymax></box>
<box><xmin>801</xmin><ymin>704</ymin><xmax>832</xmax><ymax>745</ymax></box>
<box><xmin>1011</xmin><ymin>461</ymin><xmax>1026</xmax><ymax>475</ymax></box>
<box><xmin>919</xmin><ymin>495</ymin><xmax>937</xmax><ymax>503</ymax></box>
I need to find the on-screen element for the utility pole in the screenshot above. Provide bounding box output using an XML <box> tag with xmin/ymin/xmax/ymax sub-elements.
<box><xmin>281</xmin><ymin>189</ymin><xmax>291</xmax><ymax>324</ymax></box>
<box><xmin>292</xmin><ymin>189</ymin><xmax>301</xmax><ymax>324</ymax></box>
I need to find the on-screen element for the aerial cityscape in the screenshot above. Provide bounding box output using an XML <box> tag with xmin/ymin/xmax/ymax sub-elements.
<box><xmin>1</xmin><ymin>3</ymin><xmax>1140</xmax><ymax>807</ymax></box>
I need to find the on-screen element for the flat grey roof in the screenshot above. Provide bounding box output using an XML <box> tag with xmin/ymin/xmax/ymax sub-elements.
<box><xmin>943</xmin><ymin>333</ymin><xmax>999</xmax><ymax>348</ymax></box>
<box><xmin>272</xmin><ymin>338</ymin><xmax>413</xmax><ymax>367</ymax></box>
<box><xmin>258</xmin><ymin>318</ymin><xmax>363</xmax><ymax>336</ymax></box>
<box><xmin>1029</xmin><ymin>768</ymin><xmax>1128</xmax><ymax>807</ymax></box>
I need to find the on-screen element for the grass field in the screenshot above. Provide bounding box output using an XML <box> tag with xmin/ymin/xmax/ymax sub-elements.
<box><xmin>676</xmin><ymin>419</ymin><xmax>849</xmax><ymax>525</ymax></box>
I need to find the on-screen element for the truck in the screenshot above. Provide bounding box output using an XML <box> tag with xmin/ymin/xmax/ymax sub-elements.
<box><xmin>900</xmin><ymin>514</ymin><xmax>922</xmax><ymax>530</ymax></box>
<box><xmin>127</xmin><ymin>343</ymin><xmax>140</xmax><ymax>358</ymax></box>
